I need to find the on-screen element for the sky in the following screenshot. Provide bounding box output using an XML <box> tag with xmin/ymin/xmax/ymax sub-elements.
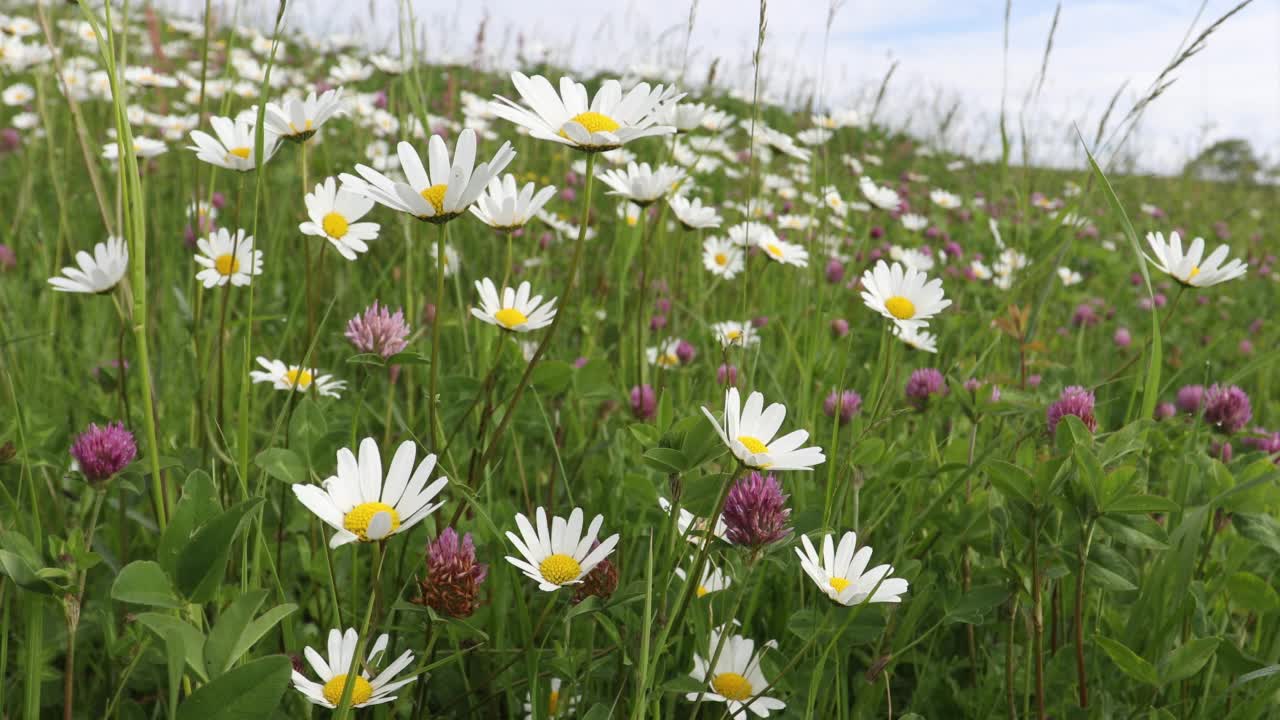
<box><xmin>171</xmin><ymin>0</ymin><xmax>1280</xmax><ymax>174</ymax></box>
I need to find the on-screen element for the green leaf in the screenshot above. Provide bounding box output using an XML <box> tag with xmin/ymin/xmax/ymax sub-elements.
<box><xmin>135</xmin><ymin>612</ymin><xmax>208</xmax><ymax>681</ymax></box>
<box><xmin>851</xmin><ymin>438</ymin><xmax>886</xmax><ymax>466</ymax></box>
<box><xmin>531</xmin><ymin>360</ymin><xmax>573</xmax><ymax>394</ymax></box>
<box><xmin>288</xmin><ymin>397</ymin><xmax>327</xmax><ymax>462</ymax></box>
<box><xmin>945</xmin><ymin>583</ymin><xmax>1011</xmax><ymax>624</ymax></box>
<box><xmin>642</xmin><ymin>447</ymin><xmax>687</xmax><ymax>475</ymax></box>
<box><xmin>111</xmin><ymin>561</ymin><xmax>182</xmax><ymax>608</ymax></box>
<box><xmin>386</xmin><ymin>350</ymin><xmax>431</xmax><ymax>365</ymax></box>
<box><xmin>158</xmin><ymin>471</ymin><xmax>220</xmax><ymax>578</ymax></box>
<box><xmin>787</xmin><ymin>608</ymin><xmax>824</xmax><ymax>641</ymax></box>
<box><xmin>1105</xmin><ymin>494</ymin><xmax>1180</xmax><ymax>515</ymax></box>
<box><xmin>205</xmin><ymin>591</ymin><xmax>267</xmax><ymax>677</ymax></box>
<box><xmin>0</xmin><ymin>548</ymin><xmax>55</xmax><ymax>595</ymax></box>
<box><xmin>627</xmin><ymin>423</ymin><xmax>660</xmax><ymax>447</ymax></box>
<box><xmin>1160</xmin><ymin>637</ymin><xmax>1220</xmax><ymax>684</ymax></box>
<box><xmin>1098</xmin><ymin>515</ymin><xmax>1169</xmax><ymax>550</ymax></box>
<box><xmin>1086</xmin><ymin>561</ymin><xmax>1137</xmax><ymax>592</ymax></box>
<box><xmin>1094</xmin><ymin>634</ymin><xmax>1158</xmax><ymax>686</ymax></box>
<box><xmin>1231</xmin><ymin>664</ymin><xmax>1280</xmax><ymax>689</ymax></box>
<box><xmin>176</xmin><ymin>499</ymin><xmax>264</xmax><ymax>603</ymax></box>
<box><xmin>165</xmin><ymin>627</ymin><xmax>185</xmax><ymax>719</ymax></box>
<box><xmin>1226</xmin><ymin>572</ymin><xmax>1279</xmax><ymax>614</ymax></box>
<box><xmin>580</xmin><ymin>705</ymin><xmax>614</xmax><ymax>720</ymax></box>
<box><xmin>987</xmin><ymin>461</ymin><xmax>1033</xmax><ymax>505</ymax></box>
<box><xmin>176</xmin><ymin>655</ymin><xmax>292</xmax><ymax>720</ymax></box>
<box><xmin>254</xmin><ymin>448</ymin><xmax>307</xmax><ymax>485</ymax></box>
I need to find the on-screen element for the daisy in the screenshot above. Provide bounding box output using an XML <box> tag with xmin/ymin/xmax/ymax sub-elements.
<box><xmin>930</xmin><ymin>189</ymin><xmax>962</xmax><ymax>209</ymax></box>
<box><xmin>265</xmin><ymin>87</ymin><xmax>344</xmax><ymax>142</ymax></box>
<box><xmin>290</xmin><ymin>628</ymin><xmax>415</xmax><ymax>708</ymax></box>
<box><xmin>703</xmin><ymin>236</ymin><xmax>745</xmax><ymax>279</ymax></box>
<box><xmin>795</xmin><ymin>531</ymin><xmax>909</xmax><ymax>605</ymax></box>
<box><xmin>597</xmin><ymin>161</ymin><xmax>685</xmax><ymax>205</ymax></box>
<box><xmin>299</xmin><ymin>177</ymin><xmax>380</xmax><ymax>260</ymax></box>
<box><xmin>48</xmin><ymin>236</ymin><xmax>128</xmax><ymax>294</ymax></box>
<box><xmin>1144</xmin><ymin>231</ymin><xmax>1247</xmax><ymax>287</ymax></box>
<box><xmin>900</xmin><ymin>213</ymin><xmax>928</xmax><ymax>232</ymax></box>
<box><xmin>470</xmin><ymin>278</ymin><xmax>558</xmax><ymax>332</ymax></box>
<box><xmin>669</xmin><ymin>195</ymin><xmax>722</xmax><ymax>230</ymax></box>
<box><xmin>893</xmin><ymin>323</ymin><xmax>938</xmax><ymax>353</ymax></box>
<box><xmin>860</xmin><ymin>260</ymin><xmax>951</xmax><ymax>329</ymax></box>
<box><xmin>701</xmin><ymin>388</ymin><xmax>826</xmax><ymax>472</ymax></box>
<box><xmin>859</xmin><ymin>176</ymin><xmax>900</xmax><ymax>211</ymax></box>
<box><xmin>659</xmin><ymin>101</ymin><xmax>716</xmax><ymax>132</ymax></box>
<box><xmin>685</xmin><ymin>625</ymin><xmax>785</xmax><ymax>718</ymax></box>
<box><xmin>187</xmin><ymin>114</ymin><xmax>279</xmax><ymax>171</ymax></box>
<box><xmin>1056</xmin><ymin>266</ymin><xmax>1083</xmax><ymax>286</ymax></box>
<box><xmin>647</xmin><ymin>338</ymin><xmax>684</xmax><ymax>368</ymax></box>
<box><xmin>428</xmin><ymin>242</ymin><xmax>461</xmax><ymax>277</ymax></box>
<box><xmin>469</xmin><ymin>173</ymin><xmax>556</xmax><ymax>231</ymax></box>
<box><xmin>504</xmin><ymin>506</ymin><xmax>620</xmax><ymax>591</ymax></box>
<box><xmin>675</xmin><ymin>558</ymin><xmax>732</xmax><ymax>598</ymax></box>
<box><xmin>341</xmin><ymin>131</ymin><xmax>514</xmax><ymax>223</ymax></box>
<box><xmin>522</xmin><ymin>678</ymin><xmax>577</xmax><ymax>720</ymax></box>
<box><xmin>102</xmin><ymin>137</ymin><xmax>168</xmax><ymax>161</ymax></box>
<box><xmin>292</xmin><ymin>437</ymin><xmax>447</xmax><ymax>548</ymax></box>
<box><xmin>250</xmin><ymin>357</ymin><xmax>346</xmax><ymax>398</ymax></box>
<box><xmin>711</xmin><ymin>321</ymin><xmax>759</xmax><ymax>348</ymax></box>
<box><xmin>658</xmin><ymin>497</ymin><xmax>729</xmax><ymax>546</ymax></box>
<box><xmin>757</xmin><ymin>237</ymin><xmax>808</xmax><ymax>268</ymax></box>
<box><xmin>2</xmin><ymin>82</ymin><xmax>35</xmax><ymax>106</ymax></box>
<box><xmin>194</xmin><ymin>228</ymin><xmax>262</xmax><ymax>288</ymax></box>
<box><xmin>489</xmin><ymin>72</ymin><xmax>681</xmax><ymax>152</ymax></box>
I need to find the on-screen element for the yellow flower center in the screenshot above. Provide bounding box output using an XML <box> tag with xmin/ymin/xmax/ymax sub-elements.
<box><xmin>289</xmin><ymin>119</ymin><xmax>314</xmax><ymax>134</ymax></box>
<box><xmin>829</xmin><ymin>576</ymin><xmax>851</xmax><ymax>593</ymax></box>
<box><xmin>321</xmin><ymin>674</ymin><xmax>373</xmax><ymax>706</ymax></box>
<box><xmin>696</xmin><ymin>585</ymin><xmax>709</xmax><ymax>598</ymax></box>
<box><xmin>1187</xmin><ymin>266</ymin><xmax>1200</xmax><ymax>280</ymax></box>
<box><xmin>560</xmin><ymin>111</ymin><xmax>621</xmax><ymax>138</ymax></box>
<box><xmin>538</xmin><ymin>553</ymin><xmax>582</xmax><ymax>585</ymax></box>
<box><xmin>494</xmin><ymin>307</ymin><xmax>529</xmax><ymax>329</ymax></box>
<box><xmin>657</xmin><ymin>353</ymin><xmax>679</xmax><ymax>367</ymax></box>
<box><xmin>214</xmin><ymin>253</ymin><xmax>241</xmax><ymax>276</ymax></box>
<box><xmin>766</xmin><ymin>243</ymin><xmax>784</xmax><ymax>258</ymax></box>
<box><xmin>420</xmin><ymin>183</ymin><xmax>448</xmax><ymax>213</ymax></box>
<box><xmin>322</xmin><ymin>211</ymin><xmax>349</xmax><ymax>239</ymax></box>
<box><xmin>737</xmin><ymin>435</ymin><xmax>769</xmax><ymax>455</ymax></box>
<box><xmin>711</xmin><ymin>672</ymin><xmax>753</xmax><ymax>701</ymax></box>
<box><xmin>714</xmin><ymin>252</ymin><xmax>728</xmax><ymax>266</ymax></box>
<box><xmin>342</xmin><ymin>501</ymin><xmax>401</xmax><ymax>541</ymax></box>
<box><xmin>885</xmin><ymin>295</ymin><xmax>916</xmax><ymax>320</ymax></box>
<box><xmin>285</xmin><ymin>368</ymin><xmax>313</xmax><ymax>389</ymax></box>
<box><xmin>227</xmin><ymin>146</ymin><xmax>251</xmax><ymax>159</ymax></box>
<box><xmin>724</xmin><ymin>329</ymin><xmax>742</xmax><ymax>342</ymax></box>
<box><xmin>549</xmin><ymin>689</ymin><xmax>561</xmax><ymax>715</ymax></box>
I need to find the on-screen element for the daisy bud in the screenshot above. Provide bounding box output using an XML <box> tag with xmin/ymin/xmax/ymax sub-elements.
<box><xmin>572</xmin><ymin>543</ymin><xmax>619</xmax><ymax>604</ymax></box>
<box><xmin>723</xmin><ymin>472</ymin><xmax>791</xmax><ymax>549</ymax></box>
<box><xmin>345</xmin><ymin>301</ymin><xmax>410</xmax><ymax>359</ymax></box>
<box><xmin>70</xmin><ymin>422</ymin><xmax>136</xmax><ymax>483</ymax></box>
<box><xmin>630</xmin><ymin>385</ymin><xmax>657</xmax><ymax>420</ymax></box>
<box><xmin>824</xmin><ymin>390</ymin><xmax>862</xmax><ymax>426</ymax></box>
<box><xmin>416</xmin><ymin>528</ymin><xmax>488</xmax><ymax>618</ymax></box>
<box><xmin>1203</xmin><ymin>385</ymin><xmax>1251</xmax><ymax>434</ymax></box>
<box><xmin>905</xmin><ymin>368</ymin><xmax>947</xmax><ymax>411</ymax></box>
<box><xmin>1046</xmin><ymin>386</ymin><xmax>1098</xmax><ymax>436</ymax></box>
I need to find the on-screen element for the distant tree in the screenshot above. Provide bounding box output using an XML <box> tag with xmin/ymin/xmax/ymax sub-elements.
<box><xmin>1184</xmin><ymin>138</ymin><xmax>1261</xmax><ymax>184</ymax></box>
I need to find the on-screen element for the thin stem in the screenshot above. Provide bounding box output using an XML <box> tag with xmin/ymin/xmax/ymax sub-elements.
<box><xmin>429</xmin><ymin>222</ymin><xmax>448</xmax><ymax>446</ymax></box>
<box><xmin>332</xmin><ymin>543</ymin><xmax>386</xmax><ymax>719</ymax></box>
<box><xmin>1074</xmin><ymin>519</ymin><xmax>1096</xmax><ymax>708</ymax></box>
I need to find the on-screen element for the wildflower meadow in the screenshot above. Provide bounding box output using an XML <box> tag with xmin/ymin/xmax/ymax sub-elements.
<box><xmin>1</xmin><ymin>1</ymin><xmax>1279</xmax><ymax>718</ymax></box>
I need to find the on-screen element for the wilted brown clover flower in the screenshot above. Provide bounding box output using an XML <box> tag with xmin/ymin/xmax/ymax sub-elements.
<box><xmin>571</xmin><ymin>541</ymin><xmax>618</xmax><ymax>605</ymax></box>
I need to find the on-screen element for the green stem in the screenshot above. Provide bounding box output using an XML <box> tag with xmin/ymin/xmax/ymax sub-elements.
<box><xmin>429</xmin><ymin>221</ymin><xmax>449</xmax><ymax>446</ymax></box>
<box><xmin>333</xmin><ymin>543</ymin><xmax>386</xmax><ymax>719</ymax></box>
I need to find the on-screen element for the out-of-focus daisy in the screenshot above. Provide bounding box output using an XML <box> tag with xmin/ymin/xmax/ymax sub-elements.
<box><xmin>860</xmin><ymin>260</ymin><xmax>951</xmax><ymax>330</ymax></box>
<box><xmin>727</xmin><ymin>222</ymin><xmax>775</xmax><ymax>249</ymax></box>
<box><xmin>194</xmin><ymin>228</ymin><xmax>262</xmax><ymax>288</ymax></box>
<box><xmin>711</xmin><ymin>321</ymin><xmax>759</xmax><ymax>348</ymax></box>
<box><xmin>900</xmin><ymin>213</ymin><xmax>928</xmax><ymax>232</ymax></box>
<box><xmin>757</xmin><ymin>237</ymin><xmax>809</xmax><ymax>268</ymax></box>
<box><xmin>685</xmin><ymin>625</ymin><xmax>785</xmax><ymax>718</ymax></box>
<box><xmin>659</xmin><ymin>497</ymin><xmax>729</xmax><ymax>546</ymax></box>
<box><xmin>890</xmin><ymin>246</ymin><xmax>936</xmax><ymax>273</ymax></box>
<box><xmin>1144</xmin><ymin>231</ymin><xmax>1246</xmax><ymax>287</ymax></box>
<box><xmin>299</xmin><ymin>177</ymin><xmax>379</xmax><ymax>261</ymax></box>
<box><xmin>647</xmin><ymin>338</ymin><xmax>685</xmax><ymax>368</ymax></box>
<box><xmin>859</xmin><ymin>176</ymin><xmax>899</xmax><ymax>211</ymax></box>
<box><xmin>504</xmin><ymin>506</ymin><xmax>620</xmax><ymax>591</ymax></box>
<box><xmin>290</xmin><ymin>628</ymin><xmax>415</xmax><ymax>708</ymax></box>
<box><xmin>48</xmin><ymin>237</ymin><xmax>128</xmax><ymax>294</ymax></box>
<box><xmin>102</xmin><ymin>137</ymin><xmax>168</xmax><ymax>161</ymax></box>
<box><xmin>490</xmin><ymin>72</ymin><xmax>680</xmax><ymax>152</ymax></box>
<box><xmin>469</xmin><ymin>173</ymin><xmax>556</xmax><ymax>231</ymax></box>
<box><xmin>1056</xmin><ymin>266</ymin><xmax>1082</xmax><ymax>286</ymax></box>
<box><xmin>930</xmin><ymin>189</ymin><xmax>961</xmax><ymax>209</ymax></box>
<box><xmin>597</xmin><ymin>161</ymin><xmax>684</xmax><ymax>205</ymax></box>
<box><xmin>675</xmin><ymin>558</ymin><xmax>732</xmax><ymax>598</ymax></box>
<box><xmin>522</xmin><ymin>678</ymin><xmax>577</xmax><ymax>720</ymax></box>
<box><xmin>251</xmin><ymin>357</ymin><xmax>346</xmax><ymax>398</ymax></box>
<box><xmin>659</xmin><ymin>101</ymin><xmax>715</xmax><ymax>132</ymax></box>
<box><xmin>668</xmin><ymin>194</ymin><xmax>721</xmax><ymax>229</ymax></box>
<box><xmin>292</xmin><ymin>437</ymin><xmax>447</xmax><ymax>548</ymax></box>
<box><xmin>893</xmin><ymin>323</ymin><xmax>938</xmax><ymax>353</ymax></box>
<box><xmin>265</xmin><ymin>87</ymin><xmax>344</xmax><ymax>142</ymax></box>
<box><xmin>703</xmin><ymin>236</ymin><xmax>744</xmax><ymax>279</ymax></box>
<box><xmin>342</xmin><ymin>131</ymin><xmax>514</xmax><ymax>223</ymax></box>
<box><xmin>187</xmin><ymin>115</ymin><xmax>279</xmax><ymax>171</ymax></box>
<box><xmin>701</xmin><ymin>387</ymin><xmax>825</xmax><ymax>471</ymax></box>
<box><xmin>470</xmin><ymin>278</ymin><xmax>557</xmax><ymax>332</ymax></box>
<box><xmin>795</xmin><ymin>531</ymin><xmax>909</xmax><ymax>605</ymax></box>
<box><xmin>428</xmin><ymin>242</ymin><xmax>460</xmax><ymax>277</ymax></box>
<box><xmin>2</xmin><ymin>82</ymin><xmax>35</xmax><ymax>106</ymax></box>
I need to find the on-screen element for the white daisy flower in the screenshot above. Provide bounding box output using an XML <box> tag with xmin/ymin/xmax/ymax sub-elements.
<box><xmin>469</xmin><ymin>173</ymin><xmax>556</xmax><ymax>231</ymax></box>
<box><xmin>893</xmin><ymin>324</ymin><xmax>938</xmax><ymax>354</ymax></box>
<box><xmin>900</xmin><ymin>213</ymin><xmax>928</xmax><ymax>232</ymax></box>
<box><xmin>711</xmin><ymin>321</ymin><xmax>759</xmax><ymax>348</ymax></box>
<box><xmin>930</xmin><ymin>189</ymin><xmax>962</xmax><ymax>209</ymax></box>
<box><xmin>291</xmin><ymin>437</ymin><xmax>447</xmax><ymax>548</ymax></box>
<box><xmin>685</xmin><ymin>625</ymin><xmax>785</xmax><ymax>718</ymax></box>
<box><xmin>675</xmin><ymin>557</ymin><xmax>732</xmax><ymax>598</ymax></box>
<box><xmin>265</xmin><ymin>87</ymin><xmax>344</xmax><ymax>142</ymax></box>
<box><xmin>290</xmin><ymin>628</ymin><xmax>415</xmax><ymax>708</ymax></box>
<box><xmin>102</xmin><ymin>137</ymin><xmax>168</xmax><ymax>161</ymax></box>
<box><xmin>470</xmin><ymin>278</ymin><xmax>558</xmax><ymax>332</ymax></box>
<box><xmin>504</xmin><ymin>506</ymin><xmax>620</xmax><ymax>591</ymax></box>
<box><xmin>703</xmin><ymin>236</ymin><xmax>744</xmax><ymax>279</ymax></box>
<box><xmin>48</xmin><ymin>236</ymin><xmax>128</xmax><ymax>294</ymax></box>
<box><xmin>299</xmin><ymin>177</ymin><xmax>379</xmax><ymax>261</ymax></box>
<box><xmin>1056</xmin><ymin>266</ymin><xmax>1082</xmax><ymax>287</ymax></box>
<box><xmin>727</xmin><ymin>222</ymin><xmax>776</xmax><ymax>249</ymax></box>
<box><xmin>669</xmin><ymin>195</ymin><xmax>722</xmax><ymax>230</ymax></box>
<box><xmin>428</xmin><ymin>242</ymin><xmax>460</xmax><ymax>277</ymax></box>
<box><xmin>1144</xmin><ymin>231</ymin><xmax>1247</xmax><ymax>287</ymax></box>
<box><xmin>187</xmin><ymin>115</ymin><xmax>279</xmax><ymax>171</ymax></box>
<box><xmin>250</xmin><ymin>357</ymin><xmax>346</xmax><ymax>398</ymax></box>
<box><xmin>597</xmin><ymin>161</ymin><xmax>685</xmax><ymax>205</ymax></box>
<box><xmin>757</xmin><ymin>237</ymin><xmax>809</xmax><ymax>268</ymax></box>
<box><xmin>859</xmin><ymin>176</ymin><xmax>900</xmax><ymax>211</ymax></box>
<box><xmin>795</xmin><ymin>531</ymin><xmax>909</xmax><ymax>605</ymax></box>
<box><xmin>489</xmin><ymin>72</ymin><xmax>681</xmax><ymax>152</ymax></box>
<box><xmin>859</xmin><ymin>260</ymin><xmax>951</xmax><ymax>330</ymax></box>
<box><xmin>522</xmin><ymin>678</ymin><xmax>578</xmax><ymax>720</ymax></box>
<box><xmin>647</xmin><ymin>338</ymin><xmax>685</xmax><ymax>368</ymax></box>
<box><xmin>194</xmin><ymin>228</ymin><xmax>262</xmax><ymax>288</ymax></box>
<box><xmin>658</xmin><ymin>497</ymin><xmax>729</xmax><ymax>546</ymax></box>
<box><xmin>341</xmin><ymin>131</ymin><xmax>514</xmax><ymax>223</ymax></box>
<box><xmin>658</xmin><ymin>101</ymin><xmax>717</xmax><ymax>132</ymax></box>
<box><xmin>701</xmin><ymin>388</ymin><xmax>826</xmax><ymax>472</ymax></box>
<box><xmin>2</xmin><ymin>82</ymin><xmax>35</xmax><ymax>106</ymax></box>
